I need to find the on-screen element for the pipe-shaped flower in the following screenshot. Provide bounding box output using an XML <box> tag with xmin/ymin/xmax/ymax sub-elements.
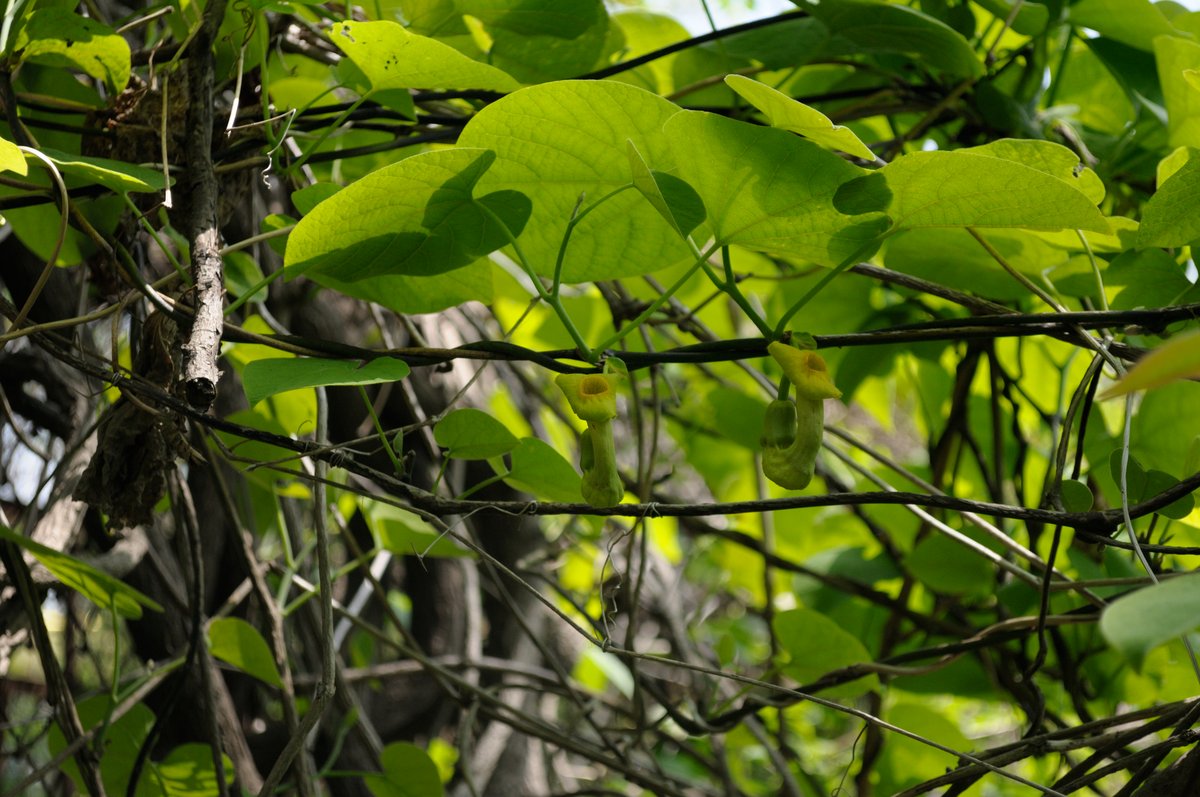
<box><xmin>761</xmin><ymin>398</ymin><xmax>824</xmax><ymax>490</ymax></box>
<box><xmin>555</xmin><ymin>367</ymin><xmax>627</xmax><ymax>506</ymax></box>
<box><xmin>760</xmin><ymin>343</ymin><xmax>841</xmax><ymax>491</ymax></box>
<box><xmin>767</xmin><ymin>342</ymin><xmax>842</xmax><ymax>402</ymax></box>
<box><xmin>554</xmin><ymin>372</ymin><xmax>623</xmax><ymax>423</ymax></box>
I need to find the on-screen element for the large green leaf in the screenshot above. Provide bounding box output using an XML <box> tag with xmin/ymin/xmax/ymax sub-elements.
<box><xmin>835</xmin><ymin>150</ymin><xmax>1112</xmax><ymax>233</ymax></box>
<box><xmin>665</xmin><ymin>111</ymin><xmax>890</xmax><ymax>264</ymax></box>
<box><xmin>0</xmin><ymin>524</ymin><xmax>163</xmax><ymax>619</ymax></box>
<box><xmin>458</xmin><ymin>81</ymin><xmax>690</xmax><ymax>282</ymax></box>
<box><xmin>1138</xmin><ymin>150</ymin><xmax>1200</xmax><ymax>247</ymax></box>
<box><xmin>329</xmin><ymin>19</ymin><xmax>519</xmax><ymax>92</ymax></box>
<box><xmin>792</xmin><ymin>0</ymin><xmax>982</xmax><ymax>79</ymax></box>
<box><xmin>1100</xmin><ymin>574</ymin><xmax>1200</xmax><ymax>667</ymax></box>
<box><xmin>725</xmin><ymin>75</ymin><xmax>876</xmax><ymax>160</ymax></box>
<box><xmin>610</xmin><ymin>11</ymin><xmax>691</xmax><ymax>93</ymax></box>
<box><xmin>242</xmin><ymin>357</ymin><xmax>411</xmax><ymax>406</ymax></box>
<box><xmin>15</xmin><ymin>9</ymin><xmax>130</xmax><ymax>93</ymax></box>
<box><xmin>1069</xmin><ymin>0</ymin><xmax>1180</xmax><ymax>51</ymax></box>
<box><xmin>434</xmin><ymin>408</ymin><xmax>520</xmax><ymax>459</ymax></box>
<box><xmin>207</xmin><ymin>617</ymin><xmax>284</xmax><ymax>688</ymax></box>
<box><xmin>285</xmin><ymin>148</ymin><xmax>530</xmax><ymax>280</ymax></box>
<box><xmin>774</xmin><ymin>607</ymin><xmax>880</xmax><ymax>699</ymax></box>
<box><xmin>966</xmin><ymin>139</ymin><xmax>1106</xmax><ymax>204</ymax></box>
<box><xmin>1154</xmin><ymin>36</ymin><xmax>1200</xmax><ymax>150</ymax></box>
<box><xmin>365</xmin><ymin>742</ymin><xmax>444</xmax><ymax>797</ymax></box>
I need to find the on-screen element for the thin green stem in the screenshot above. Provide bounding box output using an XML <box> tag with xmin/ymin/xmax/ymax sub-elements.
<box><xmin>774</xmin><ymin>236</ymin><xmax>889</xmax><ymax>337</ymax></box>
<box><xmin>552</xmin><ymin>185</ymin><xmax>633</xmax><ymax>294</ymax></box>
<box><xmin>357</xmin><ymin>385</ymin><xmax>405</xmax><ymax>475</ymax></box>
<box><xmin>475</xmin><ymin>201</ymin><xmax>594</xmax><ymax>361</ymax></box>
<box><xmin>718</xmin><ymin>246</ymin><xmax>773</xmax><ymax>337</ymax></box>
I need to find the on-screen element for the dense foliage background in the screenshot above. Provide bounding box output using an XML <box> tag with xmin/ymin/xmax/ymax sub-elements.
<box><xmin>4</xmin><ymin>0</ymin><xmax>1200</xmax><ymax>794</ymax></box>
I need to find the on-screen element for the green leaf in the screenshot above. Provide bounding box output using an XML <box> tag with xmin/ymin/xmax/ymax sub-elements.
<box><xmin>1155</xmin><ymin>36</ymin><xmax>1200</xmax><ymax>150</ymax></box>
<box><xmin>329</xmin><ymin>20</ymin><xmax>519</xmax><ymax>93</ymax></box>
<box><xmin>725</xmin><ymin>75</ymin><xmax>876</xmax><ymax>160</ymax></box>
<box><xmin>1069</xmin><ymin>0</ymin><xmax>1180</xmax><ymax>51</ymax></box>
<box><xmin>905</xmin><ymin>535</ymin><xmax>995</xmax><ymax>597</ymax></box>
<box><xmin>773</xmin><ymin>607</ymin><xmax>880</xmax><ymax>699</ymax></box>
<box><xmin>1100</xmin><ymin>574</ymin><xmax>1200</xmax><ymax>667</ymax></box>
<box><xmin>0</xmin><ymin>524</ymin><xmax>163</xmax><ymax>619</ymax></box>
<box><xmin>1101</xmin><ymin>330</ymin><xmax>1200</xmax><ymax>398</ymax></box>
<box><xmin>665</xmin><ymin>111</ymin><xmax>890</xmax><ymax>264</ymax></box>
<box><xmin>285</xmin><ymin>148</ymin><xmax>529</xmax><ymax>281</ymax></box>
<box><xmin>207</xmin><ymin>617</ymin><xmax>283</xmax><ymax>688</ymax></box>
<box><xmin>835</xmin><ymin>150</ymin><xmax>1112</xmax><ymax>233</ymax></box>
<box><xmin>242</xmin><ymin>357</ymin><xmax>411</xmax><ymax>406</ymax></box>
<box><xmin>364</xmin><ymin>500</ymin><xmax>473</xmax><ymax>558</ymax></box>
<box><xmin>15</xmin><ymin>9</ymin><xmax>131</xmax><ymax>93</ymax></box>
<box><xmin>626</xmin><ymin>140</ymin><xmax>705</xmax><ymax>239</ymax></box>
<box><xmin>365</xmin><ymin>742</ymin><xmax>444</xmax><ymax>797</ymax></box>
<box><xmin>458</xmin><ymin>80</ymin><xmax>690</xmax><ymax>282</ymax></box>
<box><xmin>158</xmin><ymin>744</ymin><xmax>235</xmax><ymax>797</ymax></box>
<box><xmin>502</xmin><ymin>437</ymin><xmax>584</xmax><ymax>504</ymax></box>
<box><xmin>434</xmin><ymin>408</ymin><xmax>519</xmax><ymax>459</ymax></box>
<box><xmin>794</xmin><ymin>0</ymin><xmax>982</xmax><ymax>78</ymax></box>
<box><xmin>39</xmin><ymin>147</ymin><xmax>168</xmax><ymax>194</ymax></box>
<box><xmin>611</xmin><ymin>10</ymin><xmax>691</xmax><ymax>93</ymax></box>
<box><xmin>1137</xmin><ymin>153</ymin><xmax>1200</xmax><ymax>247</ymax></box>
<box><xmin>0</xmin><ymin>135</ymin><xmax>27</xmax><ymax>176</ymax></box>
<box><xmin>1060</xmin><ymin>479</ymin><xmax>1095</xmax><ymax>512</ymax></box>
<box><xmin>967</xmin><ymin>139</ymin><xmax>1106</xmax><ymax>204</ymax></box>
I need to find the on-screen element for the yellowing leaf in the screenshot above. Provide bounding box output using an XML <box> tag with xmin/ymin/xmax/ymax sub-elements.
<box><xmin>1100</xmin><ymin>330</ymin><xmax>1200</xmax><ymax>398</ymax></box>
<box><xmin>0</xmin><ymin>136</ymin><xmax>27</xmax><ymax>176</ymax></box>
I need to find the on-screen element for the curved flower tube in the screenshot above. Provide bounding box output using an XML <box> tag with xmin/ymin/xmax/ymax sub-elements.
<box><xmin>555</xmin><ymin>365</ymin><xmax>626</xmax><ymax>506</ymax></box>
<box><xmin>760</xmin><ymin>343</ymin><xmax>840</xmax><ymax>491</ymax></box>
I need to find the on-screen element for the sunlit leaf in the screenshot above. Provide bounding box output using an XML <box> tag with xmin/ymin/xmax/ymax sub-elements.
<box><xmin>0</xmin><ymin>524</ymin><xmax>163</xmax><ymax>619</ymax></box>
<box><xmin>0</xmin><ymin>135</ymin><xmax>27</xmax><ymax>176</ymax></box>
<box><xmin>285</xmin><ymin>148</ymin><xmax>529</xmax><ymax>280</ymax></box>
<box><xmin>1137</xmin><ymin>154</ymin><xmax>1200</xmax><ymax>247</ymax></box>
<box><xmin>15</xmin><ymin>8</ymin><xmax>131</xmax><ymax>93</ymax></box>
<box><xmin>835</xmin><ymin>150</ymin><xmax>1111</xmax><ymax>233</ymax></box>
<box><xmin>725</xmin><ymin>74</ymin><xmax>876</xmax><ymax>160</ymax></box>
<box><xmin>329</xmin><ymin>19</ymin><xmax>519</xmax><ymax>93</ymax></box>
<box><xmin>458</xmin><ymin>80</ymin><xmax>689</xmax><ymax>282</ymax></box>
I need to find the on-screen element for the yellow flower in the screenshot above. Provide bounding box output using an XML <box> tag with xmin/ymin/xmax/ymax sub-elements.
<box><xmin>555</xmin><ymin>372</ymin><xmax>624</xmax><ymax>423</ymax></box>
<box><xmin>767</xmin><ymin>342</ymin><xmax>842</xmax><ymax>401</ymax></box>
